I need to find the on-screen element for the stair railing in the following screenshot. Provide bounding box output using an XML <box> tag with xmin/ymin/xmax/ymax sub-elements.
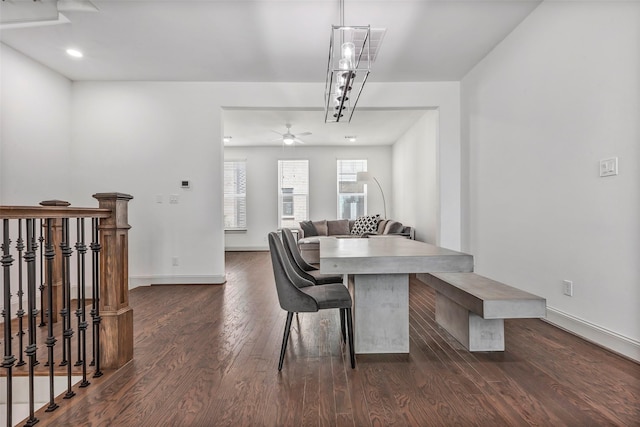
<box><xmin>0</xmin><ymin>192</ymin><xmax>133</xmax><ymax>427</ymax></box>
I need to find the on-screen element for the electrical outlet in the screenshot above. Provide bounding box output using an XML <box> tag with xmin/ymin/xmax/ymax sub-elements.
<box><xmin>172</xmin><ymin>257</ymin><xmax>179</xmax><ymax>266</ymax></box>
<box><xmin>562</xmin><ymin>280</ymin><xmax>573</xmax><ymax>296</ymax></box>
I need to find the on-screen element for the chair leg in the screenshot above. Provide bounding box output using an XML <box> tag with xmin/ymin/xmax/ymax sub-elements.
<box><xmin>339</xmin><ymin>308</ymin><xmax>346</xmax><ymax>343</ymax></box>
<box><xmin>345</xmin><ymin>308</ymin><xmax>356</xmax><ymax>368</ymax></box>
<box><xmin>278</xmin><ymin>312</ymin><xmax>294</xmax><ymax>371</ymax></box>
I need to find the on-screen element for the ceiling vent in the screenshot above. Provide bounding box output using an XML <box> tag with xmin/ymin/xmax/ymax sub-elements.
<box><xmin>0</xmin><ymin>0</ymin><xmax>59</xmax><ymax>25</ymax></box>
<box><xmin>354</xmin><ymin>28</ymin><xmax>386</xmax><ymax>63</ymax></box>
<box><xmin>0</xmin><ymin>0</ymin><xmax>97</xmax><ymax>28</ymax></box>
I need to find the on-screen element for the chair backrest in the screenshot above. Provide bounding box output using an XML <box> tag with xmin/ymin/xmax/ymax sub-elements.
<box><xmin>268</xmin><ymin>232</ymin><xmax>318</xmax><ymax>313</ymax></box>
<box><xmin>281</xmin><ymin>228</ymin><xmax>315</xmax><ymax>271</ymax></box>
<box><xmin>279</xmin><ymin>229</ymin><xmax>317</xmax><ymax>282</ymax></box>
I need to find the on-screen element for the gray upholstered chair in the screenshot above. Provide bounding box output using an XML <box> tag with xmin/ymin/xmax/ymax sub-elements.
<box><xmin>281</xmin><ymin>228</ymin><xmax>343</xmax><ymax>285</ymax></box>
<box><xmin>268</xmin><ymin>232</ymin><xmax>355</xmax><ymax>371</ymax></box>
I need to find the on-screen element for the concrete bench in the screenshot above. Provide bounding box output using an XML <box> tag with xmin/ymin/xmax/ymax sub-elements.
<box><xmin>416</xmin><ymin>272</ymin><xmax>546</xmax><ymax>351</ymax></box>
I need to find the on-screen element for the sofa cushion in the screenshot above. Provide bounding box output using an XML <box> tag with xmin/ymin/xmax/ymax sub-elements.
<box><xmin>299</xmin><ymin>220</ymin><xmax>318</xmax><ymax>237</ymax></box>
<box><xmin>327</xmin><ymin>219</ymin><xmax>350</xmax><ymax>235</ymax></box>
<box><xmin>377</xmin><ymin>219</ymin><xmax>389</xmax><ymax>234</ymax></box>
<box><xmin>312</xmin><ymin>220</ymin><xmax>328</xmax><ymax>236</ymax></box>
<box><xmin>351</xmin><ymin>215</ymin><xmax>380</xmax><ymax>236</ymax></box>
<box><xmin>383</xmin><ymin>220</ymin><xmax>404</xmax><ymax>234</ymax></box>
<box><xmin>299</xmin><ymin>237</ymin><xmax>320</xmax><ymax>245</ymax></box>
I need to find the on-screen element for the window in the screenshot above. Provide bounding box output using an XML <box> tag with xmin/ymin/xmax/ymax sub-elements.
<box><xmin>278</xmin><ymin>160</ymin><xmax>309</xmax><ymax>228</ymax></box>
<box><xmin>337</xmin><ymin>159</ymin><xmax>367</xmax><ymax>220</ymax></box>
<box><xmin>224</xmin><ymin>160</ymin><xmax>247</xmax><ymax>230</ymax></box>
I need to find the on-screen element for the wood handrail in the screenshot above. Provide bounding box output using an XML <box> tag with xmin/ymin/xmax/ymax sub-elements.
<box><xmin>0</xmin><ymin>206</ymin><xmax>111</xmax><ymax>219</ymax></box>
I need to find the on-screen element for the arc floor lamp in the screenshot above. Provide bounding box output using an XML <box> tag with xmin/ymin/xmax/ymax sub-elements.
<box><xmin>357</xmin><ymin>171</ymin><xmax>387</xmax><ymax>219</ymax></box>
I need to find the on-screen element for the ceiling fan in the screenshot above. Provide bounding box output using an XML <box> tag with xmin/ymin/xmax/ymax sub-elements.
<box><xmin>270</xmin><ymin>123</ymin><xmax>311</xmax><ymax>145</ymax></box>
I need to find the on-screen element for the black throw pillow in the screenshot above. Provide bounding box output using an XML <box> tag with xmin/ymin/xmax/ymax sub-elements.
<box><xmin>299</xmin><ymin>220</ymin><xmax>318</xmax><ymax>237</ymax></box>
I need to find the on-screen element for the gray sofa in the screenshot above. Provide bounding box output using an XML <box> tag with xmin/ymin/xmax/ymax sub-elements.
<box><xmin>295</xmin><ymin>217</ymin><xmax>414</xmax><ymax>264</ymax></box>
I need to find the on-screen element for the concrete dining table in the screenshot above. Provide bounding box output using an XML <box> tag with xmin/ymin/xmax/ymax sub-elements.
<box><xmin>320</xmin><ymin>237</ymin><xmax>474</xmax><ymax>354</ymax></box>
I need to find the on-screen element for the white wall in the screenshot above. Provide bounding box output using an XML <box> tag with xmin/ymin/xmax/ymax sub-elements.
<box><xmin>68</xmin><ymin>81</ymin><xmax>461</xmax><ymax>287</ymax></box>
<box><xmin>0</xmin><ymin>43</ymin><xmax>72</xmax><ymax>204</ymax></box>
<box><xmin>71</xmin><ymin>82</ymin><xmax>229</xmax><ymax>286</ymax></box>
<box><xmin>392</xmin><ymin>110</ymin><xmax>438</xmax><ymax>244</ymax></box>
<box><xmin>461</xmin><ymin>1</ymin><xmax>640</xmax><ymax>361</ymax></box>
<box><xmin>224</xmin><ymin>145</ymin><xmax>391</xmax><ymax>250</ymax></box>
<box><xmin>366</xmin><ymin>83</ymin><xmax>462</xmax><ymax>250</ymax></box>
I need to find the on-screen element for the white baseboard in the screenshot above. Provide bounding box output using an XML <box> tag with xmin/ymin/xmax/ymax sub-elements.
<box><xmin>128</xmin><ymin>275</ymin><xmax>226</xmax><ymax>288</ymax></box>
<box><xmin>225</xmin><ymin>246</ymin><xmax>269</xmax><ymax>252</ymax></box>
<box><xmin>545</xmin><ymin>306</ymin><xmax>640</xmax><ymax>363</ymax></box>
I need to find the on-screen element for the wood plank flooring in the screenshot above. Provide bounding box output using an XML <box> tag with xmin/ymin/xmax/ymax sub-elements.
<box><xmin>25</xmin><ymin>251</ymin><xmax>640</xmax><ymax>426</ymax></box>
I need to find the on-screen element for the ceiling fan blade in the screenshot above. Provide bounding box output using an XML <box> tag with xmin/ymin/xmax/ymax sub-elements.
<box><xmin>270</xmin><ymin>130</ymin><xmax>284</xmax><ymax>136</ymax></box>
<box><xmin>294</xmin><ymin>138</ymin><xmax>305</xmax><ymax>144</ymax></box>
<box><xmin>297</xmin><ymin>132</ymin><xmax>312</xmax><ymax>137</ymax></box>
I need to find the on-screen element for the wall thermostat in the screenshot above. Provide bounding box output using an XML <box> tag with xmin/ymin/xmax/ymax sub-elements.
<box><xmin>181</xmin><ymin>180</ymin><xmax>191</xmax><ymax>188</ymax></box>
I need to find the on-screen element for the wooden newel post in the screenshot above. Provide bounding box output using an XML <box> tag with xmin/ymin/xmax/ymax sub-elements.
<box><xmin>93</xmin><ymin>192</ymin><xmax>134</xmax><ymax>369</ymax></box>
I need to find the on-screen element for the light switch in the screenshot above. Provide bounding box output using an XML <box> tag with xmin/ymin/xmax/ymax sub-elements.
<box><xmin>599</xmin><ymin>157</ymin><xmax>618</xmax><ymax>177</ymax></box>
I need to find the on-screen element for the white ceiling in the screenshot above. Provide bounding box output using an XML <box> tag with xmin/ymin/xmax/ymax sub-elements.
<box><xmin>0</xmin><ymin>0</ymin><xmax>542</xmax><ymax>146</ymax></box>
<box><xmin>223</xmin><ymin>108</ymin><xmax>433</xmax><ymax>146</ymax></box>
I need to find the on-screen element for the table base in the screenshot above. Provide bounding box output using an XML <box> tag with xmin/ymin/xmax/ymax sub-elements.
<box><xmin>349</xmin><ymin>273</ymin><xmax>410</xmax><ymax>354</ymax></box>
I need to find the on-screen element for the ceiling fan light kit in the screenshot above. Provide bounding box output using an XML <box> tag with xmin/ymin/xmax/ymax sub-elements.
<box><xmin>271</xmin><ymin>123</ymin><xmax>312</xmax><ymax>146</ymax></box>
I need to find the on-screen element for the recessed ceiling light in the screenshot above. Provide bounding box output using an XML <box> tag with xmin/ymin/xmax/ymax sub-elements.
<box><xmin>345</xmin><ymin>136</ymin><xmax>357</xmax><ymax>143</ymax></box>
<box><xmin>223</xmin><ymin>136</ymin><xmax>232</xmax><ymax>143</ymax></box>
<box><xmin>66</xmin><ymin>48</ymin><xmax>83</xmax><ymax>58</ymax></box>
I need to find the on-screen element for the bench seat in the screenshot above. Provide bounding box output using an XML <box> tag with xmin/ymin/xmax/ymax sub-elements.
<box><xmin>417</xmin><ymin>272</ymin><xmax>546</xmax><ymax>351</ymax></box>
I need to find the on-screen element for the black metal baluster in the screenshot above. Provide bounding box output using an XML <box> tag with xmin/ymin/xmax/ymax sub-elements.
<box><xmin>38</xmin><ymin>219</ymin><xmax>45</xmax><ymax>328</ymax></box>
<box><xmin>76</xmin><ymin>218</ymin><xmax>90</xmax><ymax>388</ymax></box>
<box><xmin>16</xmin><ymin>219</ymin><xmax>26</xmax><ymax>367</ymax></box>
<box><xmin>31</xmin><ymin>222</ymin><xmax>40</xmax><ymax>367</ymax></box>
<box><xmin>59</xmin><ymin>218</ymin><xmax>69</xmax><ymax>368</ymax></box>
<box><xmin>75</xmin><ymin>219</ymin><xmax>83</xmax><ymax>366</ymax></box>
<box><xmin>90</xmin><ymin>217</ymin><xmax>102</xmax><ymax>377</ymax></box>
<box><xmin>44</xmin><ymin>218</ymin><xmax>58</xmax><ymax>413</ymax></box>
<box><xmin>24</xmin><ymin>218</ymin><xmax>39</xmax><ymax>427</ymax></box>
<box><xmin>61</xmin><ymin>218</ymin><xmax>75</xmax><ymax>399</ymax></box>
<box><xmin>2</xmin><ymin>219</ymin><xmax>17</xmax><ymax>427</ymax></box>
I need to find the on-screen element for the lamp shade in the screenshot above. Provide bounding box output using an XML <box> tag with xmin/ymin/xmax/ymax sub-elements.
<box><xmin>356</xmin><ymin>171</ymin><xmax>372</xmax><ymax>182</ymax></box>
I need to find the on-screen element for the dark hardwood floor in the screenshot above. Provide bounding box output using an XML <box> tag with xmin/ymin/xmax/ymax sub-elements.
<box><xmin>27</xmin><ymin>251</ymin><xmax>639</xmax><ymax>426</ymax></box>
